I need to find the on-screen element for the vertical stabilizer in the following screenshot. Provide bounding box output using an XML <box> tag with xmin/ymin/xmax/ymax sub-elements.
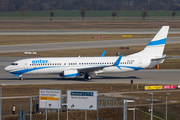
<box><xmin>129</xmin><ymin>26</ymin><xmax>169</xmax><ymax>58</ymax></box>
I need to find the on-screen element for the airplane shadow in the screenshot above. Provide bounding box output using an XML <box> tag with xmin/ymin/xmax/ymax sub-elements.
<box><xmin>95</xmin><ymin>76</ymin><xmax>140</xmax><ymax>80</ymax></box>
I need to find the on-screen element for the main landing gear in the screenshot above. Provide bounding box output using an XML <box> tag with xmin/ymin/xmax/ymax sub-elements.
<box><xmin>84</xmin><ymin>74</ymin><xmax>92</xmax><ymax>80</ymax></box>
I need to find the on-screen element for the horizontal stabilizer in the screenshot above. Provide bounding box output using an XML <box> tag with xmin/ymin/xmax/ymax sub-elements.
<box><xmin>151</xmin><ymin>55</ymin><xmax>172</xmax><ymax>61</ymax></box>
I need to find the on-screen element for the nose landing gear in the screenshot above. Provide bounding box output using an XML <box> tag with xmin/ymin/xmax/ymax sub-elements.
<box><xmin>20</xmin><ymin>77</ymin><xmax>23</xmax><ymax>80</ymax></box>
<box><xmin>19</xmin><ymin>75</ymin><xmax>23</xmax><ymax>80</ymax></box>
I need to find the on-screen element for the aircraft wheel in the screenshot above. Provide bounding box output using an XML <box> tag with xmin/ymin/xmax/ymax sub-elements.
<box><xmin>20</xmin><ymin>77</ymin><xmax>23</xmax><ymax>80</ymax></box>
<box><xmin>87</xmin><ymin>75</ymin><xmax>92</xmax><ymax>80</ymax></box>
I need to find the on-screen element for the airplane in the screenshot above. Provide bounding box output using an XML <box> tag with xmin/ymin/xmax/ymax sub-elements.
<box><xmin>5</xmin><ymin>26</ymin><xmax>169</xmax><ymax>80</ymax></box>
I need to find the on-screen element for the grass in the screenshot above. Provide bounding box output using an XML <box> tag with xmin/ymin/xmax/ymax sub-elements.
<box><xmin>138</xmin><ymin>104</ymin><xmax>180</xmax><ymax>120</ymax></box>
<box><xmin>1</xmin><ymin>21</ymin><xmax>180</xmax><ymax>30</ymax></box>
<box><xmin>0</xmin><ymin>44</ymin><xmax>179</xmax><ymax>57</ymax></box>
<box><xmin>0</xmin><ymin>10</ymin><xmax>180</xmax><ymax>17</ymax></box>
<box><xmin>0</xmin><ymin>34</ymin><xmax>158</xmax><ymax>45</ymax></box>
<box><xmin>0</xmin><ymin>34</ymin><xmax>179</xmax><ymax>45</ymax></box>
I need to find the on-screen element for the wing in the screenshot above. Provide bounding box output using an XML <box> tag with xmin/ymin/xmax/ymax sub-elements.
<box><xmin>79</xmin><ymin>54</ymin><xmax>123</xmax><ymax>74</ymax></box>
<box><xmin>79</xmin><ymin>65</ymin><xmax>107</xmax><ymax>74</ymax></box>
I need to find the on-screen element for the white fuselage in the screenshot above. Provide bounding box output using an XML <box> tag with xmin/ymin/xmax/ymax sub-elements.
<box><xmin>5</xmin><ymin>56</ymin><xmax>152</xmax><ymax>76</ymax></box>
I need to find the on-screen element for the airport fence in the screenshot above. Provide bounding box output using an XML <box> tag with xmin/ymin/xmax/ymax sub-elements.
<box><xmin>2</xmin><ymin>92</ymin><xmax>180</xmax><ymax>120</ymax></box>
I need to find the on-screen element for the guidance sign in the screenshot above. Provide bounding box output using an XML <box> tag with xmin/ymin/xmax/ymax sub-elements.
<box><xmin>145</xmin><ymin>86</ymin><xmax>162</xmax><ymax>90</ymax></box>
<box><xmin>67</xmin><ymin>90</ymin><xmax>98</xmax><ymax>110</ymax></box>
<box><xmin>39</xmin><ymin>89</ymin><xmax>61</xmax><ymax>109</ymax></box>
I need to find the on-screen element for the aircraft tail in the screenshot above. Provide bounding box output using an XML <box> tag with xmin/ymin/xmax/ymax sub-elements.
<box><xmin>129</xmin><ymin>26</ymin><xmax>169</xmax><ymax>58</ymax></box>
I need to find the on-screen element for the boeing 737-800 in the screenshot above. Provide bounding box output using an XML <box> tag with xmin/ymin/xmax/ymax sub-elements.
<box><xmin>5</xmin><ymin>26</ymin><xmax>169</xmax><ymax>80</ymax></box>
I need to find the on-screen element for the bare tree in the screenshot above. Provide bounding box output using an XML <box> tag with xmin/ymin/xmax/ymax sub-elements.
<box><xmin>171</xmin><ymin>11</ymin><xmax>176</xmax><ymax>20</ymax></box>
<box><xmin>80</xmin><ymin>7</ymin><xmax>87</xmax><ymax>21</ymax></box>
<box><xmin>20</xmin><ymin>6</ymin><xmax>27</xmax><ymax>20</ymax></box>
<box><xmin>50</xmin><ymin>10</ymin><xmax>55</xmax><ymax>21</ymax></box>
<box><xmin>112</xmin><ymin>11</ymin><xmax>117</xmax><ymax>21</ymax></box>
<box><xmin>141</xmin><ymin>7</ymin><xmax>148</xmax><ymax>20</ymax></box>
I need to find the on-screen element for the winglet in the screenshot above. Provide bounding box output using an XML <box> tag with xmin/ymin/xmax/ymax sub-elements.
<box><xmin>113</xmin><ymin>54</ymin><xmax>123</xmax><ymax>69</ymax></box>
<box><xmin>100</xmin><ymin>50</ymin><xmax>106</xmax><ymax>57</ymax></box>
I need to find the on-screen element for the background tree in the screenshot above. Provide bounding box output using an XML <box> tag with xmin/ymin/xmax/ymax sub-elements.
<box><xmin>141</xmin><ymin>7</ymin><xmax>148</xmax><ymax>20</ymax></box>
<box><xmin>112</xmin><ymin>11</ymin><xmax>117</xmax><ymax>21</ymax></box>
<box><xmin>20</xmin><ymin>6</ymin><xmax>27</xmax><ymax>19</ymax></box>
<box><xmin>80</xmin><ymin>7</ymin><xmax>87</xmax><ymax>21</ymax></box>
<box><xmin>50</xmin><ymin>10</ymin><xmax>55</xmax><ymax>21</ymax></box>
<box><xmin>171</xmin><ymin>11</ymin><xmax>176</xmax><ymax>20</ymax></box>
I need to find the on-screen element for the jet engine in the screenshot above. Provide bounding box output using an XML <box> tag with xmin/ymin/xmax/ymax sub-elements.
<box><xmin>63</xmin><ymin>69</ymin><xmax>80</xmax><ymax>78</ymax></box>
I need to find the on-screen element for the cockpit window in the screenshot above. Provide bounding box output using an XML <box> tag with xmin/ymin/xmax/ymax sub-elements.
<box><xmin>11</xmin><ymin>63</ymin><xmax>18</xmax><ymax>65</ymax></box>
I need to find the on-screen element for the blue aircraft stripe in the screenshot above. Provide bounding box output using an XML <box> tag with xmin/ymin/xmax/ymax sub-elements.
<box><xmin>120</xmin><ymin>66</ymin><xmax>143</xmax><ymax>71</ymax></box>
<box><xmin>147</xmin><ymin>38</ymin><xmax>166</xmax><ymax>46</ymax></box>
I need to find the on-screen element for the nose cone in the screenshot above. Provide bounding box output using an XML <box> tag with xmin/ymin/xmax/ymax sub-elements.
<box><xmin>4</xmin><ymin>66</ymin><xmax>11</xmax><ymax>72</ymax></box>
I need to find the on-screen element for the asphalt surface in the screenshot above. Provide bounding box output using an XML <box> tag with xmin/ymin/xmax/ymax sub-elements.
<box><xmin>0</xmin><ymin>30</ymin><xmax>180</xmax><ymax>35</ymax></box>
<box><xmin>1</xmin><ymin>69</ymin><xmax>180</xmax><ymax>85</ymax></box>
<box><xmin>0</xmin><ymin>57</ymin><xmax>180</xmax><ymax>85</ymax></box>
<box><xmin>0</xmin><ymin>37</ymin><xmax>180</xmax><ymax>53</ymax></box>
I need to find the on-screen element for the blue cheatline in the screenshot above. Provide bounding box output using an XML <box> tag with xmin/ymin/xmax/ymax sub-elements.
<box><xmin>147</xmin><ymin>38</ymin><xmax>166</xmax><ymax>46</ymax></box>
<box><xmin>121</xmin><ymin>66</ymin><xmax>143</xmax><ymax>71</ymax></box>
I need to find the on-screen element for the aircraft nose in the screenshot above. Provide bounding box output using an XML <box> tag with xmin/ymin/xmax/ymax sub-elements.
<box><xmin>4</xmin><ymin>66</ymin><xmax>10</xmax><ymax>72</ymax></box>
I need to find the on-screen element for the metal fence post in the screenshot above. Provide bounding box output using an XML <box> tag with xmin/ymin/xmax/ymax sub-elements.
<box><xmin>46</xmin><ymin>101</ymin><xmax>47</xmax><ymax>120</ymax></box>
<box><xmin>0</xmin><ymin>85</ymin><xmax>2</xmax><ymax>120</ymax></box>
<box><xmin>33</xmin><ymin>97</ymin><xmax>35</xmax><ymax>120</ymax></box>
<box><xmin>30</xmin><ymin>97</ymin><xmax>32</xmax><ymax>120</ymax></box>
<box><xmin>8</xmin><ymin>102</ymin><xmax>11</xmax><ymax>115</ymax></box>
<box><xmin>20</xmin><ymin>102</ymin><xmax>21</xmax><ymax>111</ymax></box>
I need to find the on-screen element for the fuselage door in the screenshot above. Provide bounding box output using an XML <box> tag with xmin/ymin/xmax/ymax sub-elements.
<box><xmin>24</xmin><ymin>60</ymin><xmax>28</xmax><ymax>69</ymax></box>
<box><xmin>138</xmin><ymin>59</ymin><xmax>142</xmax><ymax>67</ymax></box>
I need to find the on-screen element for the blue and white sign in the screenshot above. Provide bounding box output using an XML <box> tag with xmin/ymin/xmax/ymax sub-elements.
<box><xmin>67</xmin><ymin>90</ymin><xmax>98</xmax><ymax>110</ymax></box>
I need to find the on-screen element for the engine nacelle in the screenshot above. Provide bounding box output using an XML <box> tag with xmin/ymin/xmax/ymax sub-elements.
<box><xmin>63</xmin><ymin>69</ymin><xmax>80</xmax><ymax>78</ymax></box>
